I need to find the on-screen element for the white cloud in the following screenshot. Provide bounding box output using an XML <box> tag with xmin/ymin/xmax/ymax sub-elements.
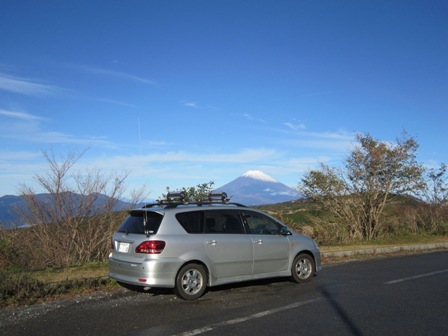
<box><xmin>306</xmin><ymin>130</ymin><xmax>354</xmax><ymax>140</ymax></box>
<box><xmin>287</xmin><ymin>139</ymin><xmax>353</xmax><ymax>152</ymax></box>
<box><xmin>184</xmin><ymin>101</ymin><xmax>199</xmax><ymax>108</ymax></box>
<box><xmin>0</xmin><ymin>109</ymin><xmax>115</xmax><ymax>148</ymax></box>
<box><xmin>183</xmin><ymin>101</ymin><xmax>221</xmax><ymax>112</ymax></box>
<box><xmin>73</xmin><ymin>148</ymin><xmax>283</xmax><ymax>182</ymax></box>
<box><xmin>78</xmin><ymin>148</ymin><xmax>284</xmax><ymax>198</ymax></box>
<box><xmin>235</xmin><ymin>113</ymin><xmax>266</xmax><ymax>124</ymax></box>
<box><xmin>140</xmin><ymin>148</ymin><xmax>281</xmax><ymax>164</ymax></box>
<box><xmin>76</xmin><ymin>66</ymin><xmax>156</xmax><ymax>85</ymax></box>
<box><xmin>0</xmin><ymin>151</ymin><xmax>46</xmax><ymax>195</ymax></box>
<box><xmin>263</xmin><ymin>124</ymin><xmax>355</xmax><ymax>155</ymax></box>
<box><xmin>32</xmin><ymin>131</ymin><xmax>114</xmax><ymax>146</ymax></box>
<box><xmin>0</xmin><ymin>150</ymin><xmax>42</xmax><ymax>162</ymax></box>
<box><xmin>0</xmin><ymin>143</ymin><xmax>345</xmax><ymax>198</ymax></box>
<box><xmin>0</xmin><ymin>109</ymin><xmax>46</xmax><ymax>121</ymax></box>
<box><xmin>0</xmin><ymin>73</ymin><xmax>64</xmax><ymax>96</ymax></box>
<box><xmin>145</xmin><ymin>140</ymin><xmax>171</xmax><ymax>146</ymax></box>
<box><xmin>284</xmin><ymin>122</ymin><xmax>306</xmax><ymax>130</ymax></box>
<box><xmin>96</xmin><ymin>98</ymin><xmax>138</xmax><ymax>108</ymax></box>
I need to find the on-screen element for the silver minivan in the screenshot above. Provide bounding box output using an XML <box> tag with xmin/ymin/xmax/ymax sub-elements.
<box><xmin>109</xmin><ymin>193</ymin><xmax>321</xmax><ymax>300</ymax></box>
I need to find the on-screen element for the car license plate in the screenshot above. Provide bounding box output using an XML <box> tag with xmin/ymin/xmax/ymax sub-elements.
<box><xmin>118</xmin><ymin>242</ymin><xmax>130</xmax><ymax>253</ymax></box>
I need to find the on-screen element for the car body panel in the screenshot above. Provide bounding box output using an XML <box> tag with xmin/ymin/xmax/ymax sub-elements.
<box><xmin>251</xmin><ymin>234</ymin><xmax>291</xmax><ymax>274</ymax></box>
<box><xmin>204</xmin><ymin>233</ymin><xmax>254</xmax><ymax>279</ymax></box>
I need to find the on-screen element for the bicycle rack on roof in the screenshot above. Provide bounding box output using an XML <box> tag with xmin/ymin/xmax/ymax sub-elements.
<box><xmin>142</xmin><ymin>191</ymin><xmax>246</xmax><ymax>208</ymax></box>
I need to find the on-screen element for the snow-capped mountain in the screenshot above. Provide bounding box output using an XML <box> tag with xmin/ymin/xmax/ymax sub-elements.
<box><xmin>214</xmin><ymin>170</ymin><xmax>303</xmax><ymax>206</ymax></box>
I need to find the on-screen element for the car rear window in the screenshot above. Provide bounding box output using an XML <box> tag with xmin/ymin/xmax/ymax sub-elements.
<box><xmin>117</xmin><ymin>211</ymin><xmax>163</xmax><ymax>235</ymax></box>
<box><xmin>176</xmin><ymin>211</ymin><xmax>204</xmax><ymax>233</ymax></box>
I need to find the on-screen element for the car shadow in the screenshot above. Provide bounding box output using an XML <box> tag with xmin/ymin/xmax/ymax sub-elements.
<box><xmin>207</xmin><ymin>275</ymin><xmax>315</xmax><ymax>294</ymax></box>
<box><xmin>120</xmin><ymin>275</ymin><xmax>319</xmax><ymax>299</ymax></box>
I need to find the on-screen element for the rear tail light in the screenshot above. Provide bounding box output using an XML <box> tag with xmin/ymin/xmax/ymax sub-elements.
<box><xmin>135</xmin><ymin>240</ymin><xmax>166</xmax><ymax>254</ymax></box>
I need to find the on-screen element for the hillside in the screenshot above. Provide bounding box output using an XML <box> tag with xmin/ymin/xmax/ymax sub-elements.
<box><xmin>1</xmin><ymin>170</ymin><xmax>302</xmax><ymax>228</ymax></box>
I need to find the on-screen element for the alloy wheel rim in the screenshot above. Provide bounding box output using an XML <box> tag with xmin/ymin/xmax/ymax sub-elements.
<box><xmin>297</xmin><ymin>258</ymin><xmax>312</xmax><ymax>279</ymax></box>
<box><xmin>181</xmin><ymin>269</ymin><xmax>203</xmax><ymax>295</ymax></box>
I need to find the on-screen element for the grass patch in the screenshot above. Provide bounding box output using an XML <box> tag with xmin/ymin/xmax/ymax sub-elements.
<box><xmin>0</xmin><ymin>262</ymin><xmax>113</xmax><ymax>307</ymax></box>
<box><xmin>32</xmin><ymin>262</ymin><xmax>108</xmax><ymax>283</ymax></box>
<box><xmin>319</xmin><ymin>234</ymin><xmax>448</xmax><ymax>252</ymax></box>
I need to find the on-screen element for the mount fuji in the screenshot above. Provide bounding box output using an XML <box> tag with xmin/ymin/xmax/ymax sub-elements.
<box><xmin>214</xmin><ymin>170</ymin><xmax>303</xmax><ymax>206</ymax></box>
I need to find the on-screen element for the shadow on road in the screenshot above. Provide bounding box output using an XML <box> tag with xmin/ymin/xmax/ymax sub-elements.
<box><xmin>319</xmin><ymin>286</ymin><xmax>364</xmax><ymax>336</ymax></box>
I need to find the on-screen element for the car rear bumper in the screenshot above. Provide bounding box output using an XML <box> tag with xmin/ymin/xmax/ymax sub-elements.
<box><xmin>108</xmin><ymin>256</ymin><xmax>183</xmax><ymax>288</ymax></box>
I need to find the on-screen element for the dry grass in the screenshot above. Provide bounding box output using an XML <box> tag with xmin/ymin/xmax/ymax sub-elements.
<box><xmin>320</xmin><ymin>235</ymin><xmax>448</xmax><ymax>252</ymax></box>
<box><xmin>32</xmin><ymin>262</ymin><xmax>108</xmax><ymax>283</ymax></box>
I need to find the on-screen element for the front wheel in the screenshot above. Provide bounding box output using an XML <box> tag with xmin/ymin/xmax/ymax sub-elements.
<box><xmin>174</xmin><ymin>263</ymin><xmax>207</xmax><ymax>300</ymax></box>
<box><xmin>291</xmin><ymin>253</ymin><xmax>315</xmax><ymax>283</ymax></box>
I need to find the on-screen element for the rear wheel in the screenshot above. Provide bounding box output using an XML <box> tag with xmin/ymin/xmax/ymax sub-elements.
<box><xmin>291</xmin><ymin>253</ymin><xmax>315</xmax><ymax>283</ymax></box>
<box><xmin>174</xmin><ymin>263</ymin><xmax>207</xmax><ymax>300</ymax></box>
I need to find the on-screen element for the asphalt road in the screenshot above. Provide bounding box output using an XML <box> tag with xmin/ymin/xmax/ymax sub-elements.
<box><xmin>1</xmin><ymin>251</ymin><xmax>447</xmax><ymax>336</ymax></box>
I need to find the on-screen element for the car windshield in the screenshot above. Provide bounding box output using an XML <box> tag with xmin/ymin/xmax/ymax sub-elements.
<box><xmin>117</xmin><ymin>211</ymin><xmax>163</xmax><ymax>234</ymax></box>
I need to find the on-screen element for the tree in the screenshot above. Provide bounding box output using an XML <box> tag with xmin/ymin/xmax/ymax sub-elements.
<box><xmin>417</xmin><ymin>163</ymin><xmax>448</xmax><ymax>233</ymax></box>
<box><xmin>13</xmin><ymin>149</ymin><xmax>147</xmax><ymax>268</ymax></box>
<box><xmin>300</xmin><ymin>132</ymin><xmax>425</xmax><ymax>241</ymax></box>
<box><xmin>422</xmin><ymin>163</ymin><xmax>448</xmax><ymax>205</ymax></box>
<box><xmin>163</xmin><ymin>182</ymin><xmax>215</xmax><ymax>202</ymax></box>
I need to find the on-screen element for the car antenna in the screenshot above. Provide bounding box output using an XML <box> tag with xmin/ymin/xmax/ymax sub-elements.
<box><xmin>138</xmin><ymin>116</ymin><xmax>150</xmax><ymax>237</ymax></box>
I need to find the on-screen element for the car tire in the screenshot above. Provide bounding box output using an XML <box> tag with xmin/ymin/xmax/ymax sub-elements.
<box><xmin>291</xmin><ymin>253</ymin><xmax>315</xmax><ymax>283</ymax></box>
<box><xmin>174</xmin><ymin>263</ymin><xmax>207</xmax><ymax>300</ymax></box>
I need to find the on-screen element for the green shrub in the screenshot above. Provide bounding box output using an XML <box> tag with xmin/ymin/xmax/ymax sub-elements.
<box><xmin>0</xmin><ymin>270</ymin><xmax>112</xmax><ymax>307</ymax></box>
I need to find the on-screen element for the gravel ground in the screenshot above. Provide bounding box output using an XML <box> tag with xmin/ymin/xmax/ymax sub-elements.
<box><xmin>0</xmin><ymin>288</ymin><xmax>132</xmax><ymax>328</ymax></box>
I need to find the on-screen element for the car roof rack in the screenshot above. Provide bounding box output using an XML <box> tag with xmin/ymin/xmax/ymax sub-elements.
<box><xmin>142</xmin><ymin>191</ymin><xmax>247</xmax><ymax>208</ymax></box>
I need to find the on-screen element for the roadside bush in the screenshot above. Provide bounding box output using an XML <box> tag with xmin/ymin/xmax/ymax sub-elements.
<box><xmin>0</xmin><ymin>270</ymin><xmax>113</xmax><ymax>307</ymax></box>
<box><xmin>382</xmin><ymin>203</ymin><xmax>420</xmax><ymax>235</ymax></box>
<box><xmin>416</xmin><ymin>204</ymin><xmax>448</xmax><ymax>234</ymax></box>
<box><xmin>0</xmin><ymin>271</ymin><xmax>43</xmax><ymax>307</ymax></box>
<box><xmin>0</xmin><ymin>238</ymin><xmax>17</xmax><ymax>270</ymax></box>
<box><xmin>3</xmin><ymin>212</ymin><xmax>126</xmax><ymax>271</ymax></box>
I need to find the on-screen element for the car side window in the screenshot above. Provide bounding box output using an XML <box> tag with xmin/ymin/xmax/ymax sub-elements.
<box><xmin>205</xmin><ymin>210</ymin><xmax>245</xmax><ymax>234</ymax></box>
<box><xmin>176</xmin><ymin>211</ymin><xmax>204</xmax><ymax>233</ymax></box>
<box><xmin>243</xmin><ymin>211</ymin><xmax>281</xmax><ymax>235</ymax></box>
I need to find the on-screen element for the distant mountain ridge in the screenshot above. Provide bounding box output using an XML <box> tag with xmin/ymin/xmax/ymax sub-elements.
<box><xmin>0</xmin><ymin>170</ymin><xmax>302</xmax><ymax>228</ymax></box>
<box><xmin>0</xmin><ymin>193</ymin><xmax>132</xmax><ymax>229</ymax></box>
<box><xmin>214</xmin><ymin>170</ymin><xmax>303</xmax><ymax>206</ymax></box>
<box><xmin>0</xmin><ymin>195</ymin><xmax>25</xmax><ymax>229</ymax></box>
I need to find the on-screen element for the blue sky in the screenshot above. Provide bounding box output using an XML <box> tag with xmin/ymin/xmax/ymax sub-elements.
<box><xmin>1</xmin><ymin>0</ymin><xmax>447</xmax><ymax>199</ymax></box>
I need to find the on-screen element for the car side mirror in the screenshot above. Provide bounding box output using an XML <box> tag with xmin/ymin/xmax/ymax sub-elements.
<box><xmin>280</xmin><ymin>226</ymin><xmax>292</xmax><ymax>236</ymax></box>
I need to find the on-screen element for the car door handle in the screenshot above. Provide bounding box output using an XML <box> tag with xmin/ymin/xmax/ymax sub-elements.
<box><xmin>253</xmin><ymin>240</ymin><xmax>263</xmax><ymax>245</ymax></box>
<box><xmin>206</xmin><ymin>240</ymin><xmax>217</xmax><ymax>246</ymax></box>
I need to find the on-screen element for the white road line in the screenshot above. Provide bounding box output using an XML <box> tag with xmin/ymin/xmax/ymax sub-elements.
<box><xmin>172</xmin><ymin>298</ymin><xmax>322</xmax><ymax>336</ymax></box>
<box><xmin>384</xmin><ymin>269</ymin><xmax>448</xmax><ymax>285</ymax></box>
